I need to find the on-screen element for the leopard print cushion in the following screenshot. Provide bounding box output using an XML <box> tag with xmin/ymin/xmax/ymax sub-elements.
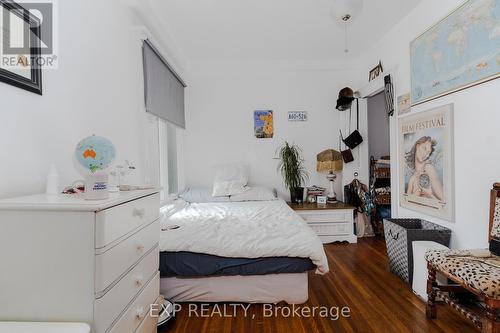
<box><xmin>493</xmin><ymin>197</ymin><xmax>500</xmax><ymax>238</ymax></box>
<box><xmin>426</xmin><ymin>249</ymin><xmax>500</xmax><ymax>300</ymax></box>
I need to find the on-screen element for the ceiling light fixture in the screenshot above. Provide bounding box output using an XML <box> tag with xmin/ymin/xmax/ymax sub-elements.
<box><xmin>342</xmin><ymin>14</ymin><xmax>351</xmax><ymax>53</ymax></box>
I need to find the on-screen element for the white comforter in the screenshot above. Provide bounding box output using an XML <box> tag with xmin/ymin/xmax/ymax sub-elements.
<box><xmin>159</xmin><ymin>200</ymin><xmax>329</xmax><ymax>274</ymax></box>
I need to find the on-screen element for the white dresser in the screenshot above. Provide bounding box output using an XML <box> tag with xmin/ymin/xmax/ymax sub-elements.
<box><xmin>288</xmin><ymin>202</ymin><xmax>357</xmax><ymax>243</ymax></box>
<box><xmin>0</xmin><ymin>189</ymin><xmax>162</xmax><ymax>333</ymax></box>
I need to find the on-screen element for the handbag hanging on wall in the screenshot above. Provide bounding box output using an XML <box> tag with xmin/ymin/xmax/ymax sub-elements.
<box><xmin>339</xmin><ymin>132</ymin><xmax>354</xmax><ymax>163</ymax></box>
<box><xmin>342</xmin><ymin>99</ymin><xmax>363</xmax><ymax>149</ymax></box>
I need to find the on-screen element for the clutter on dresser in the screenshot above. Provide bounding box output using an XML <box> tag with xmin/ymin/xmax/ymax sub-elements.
<box><xmin>306</xmin><ymin>185</ymin><xmax>326</xmax><ymax>204</ymax></box>
<box><xmin>74</xmin><ymin>135</ymin><xmax>116</xmax><ymax>200</ymax></box>
<box><xmin>109</xmin><ymin>160</ymin><xmax>136</xmax><ymax>192</ymax></box>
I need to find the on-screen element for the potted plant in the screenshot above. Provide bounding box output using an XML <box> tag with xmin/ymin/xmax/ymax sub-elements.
<box><xmin>277</xmin><ymin>142</ymin><xmax>309</xmax><ymax>203</ymax></box>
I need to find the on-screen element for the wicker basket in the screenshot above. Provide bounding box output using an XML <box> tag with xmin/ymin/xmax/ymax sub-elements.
<box><xmin>383</xmin><ymin>218</ymin><xmax>451</xmax><ymax>285</ymax></box>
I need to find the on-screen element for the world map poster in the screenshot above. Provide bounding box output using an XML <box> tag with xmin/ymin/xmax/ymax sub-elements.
<box><xmin>410</xmin><ymin>0</ymin><xmax>500</xmax><ymax>105</ymax></box>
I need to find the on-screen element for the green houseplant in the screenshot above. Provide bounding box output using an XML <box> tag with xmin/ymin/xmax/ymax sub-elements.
<box><xmin>277</xmin><ymin>142</ymin><xmax>309</xmax><ymax>203</ymax></box>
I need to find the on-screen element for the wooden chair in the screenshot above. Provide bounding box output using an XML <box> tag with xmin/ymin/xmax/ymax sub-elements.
<box><xmin>425</xmin><ymin>183</ymin><xmax>500</xmax><ymax>333</ymax></box>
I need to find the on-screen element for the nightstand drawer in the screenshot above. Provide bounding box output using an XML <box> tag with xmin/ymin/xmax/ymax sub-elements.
<box><xmin>309</xmin><ymin>222</ymin><xmax>351</xmax><ymax>236</ymax></box>
<box><xmin>95</xmin><ymin>193</ymin><xmax>160</xmax><ymax>249</ymax></box>
<box><xmin>298</xmin><ymin>211</ymin><xmax>349</xmax><ymax>223</ymax></box>
<box><xmin>95</xmin><ymin>219</ymin><xmax>159</xmax><ymax>293</ymax></box>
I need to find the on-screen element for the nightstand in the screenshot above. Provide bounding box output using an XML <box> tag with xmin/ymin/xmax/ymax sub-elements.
<box><xmin>288</xmin><ymin>201</ymin><xmax>357</xmax><ymax>244</ymax></box>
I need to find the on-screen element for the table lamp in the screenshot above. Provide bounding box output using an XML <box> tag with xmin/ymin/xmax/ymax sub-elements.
<box><xmin>317</xmin><ymin>149</ymin><xmax>343</xmax><ymax>203</ymax></box>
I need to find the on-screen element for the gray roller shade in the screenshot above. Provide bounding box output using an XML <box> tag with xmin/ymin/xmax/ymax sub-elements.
<box><xmin>143</xmin><ymin>40</ymin><xmax>186</xmax><ymax>128</ymax></box>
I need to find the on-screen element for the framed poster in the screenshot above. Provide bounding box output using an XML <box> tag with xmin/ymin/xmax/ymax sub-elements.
<box><xmin>410</xmin><ymin>0</ymin><xmax>500</xmax><ymax>105</ymax></box>
<box><xmin>399</xmin><ymin>104</ymin><xmax>454</xmax><ymax>220</ymax></box>
<box><xmin>254</xmin><ymin>110</ymin><xmax>273</xmax><ymax>139</ymax></box>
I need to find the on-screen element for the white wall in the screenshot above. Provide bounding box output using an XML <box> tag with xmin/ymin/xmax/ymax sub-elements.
<box><xmin>355</xmin><ymin>0</ymin><xmax>500</xmax><ymax>249</ymax></box>
<box><xmin>0</xmin><ymin>0</ymin><xmax>185</xmax><ymax>199</ymax></box>
<box><xmin>183</xmin><ymin>66</ymin><xmax>358</xmax><ymax>199</ymax></box>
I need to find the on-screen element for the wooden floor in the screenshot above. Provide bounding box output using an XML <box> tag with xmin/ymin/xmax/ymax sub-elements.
<box><xmin>159</xmin><ymin>238</ymin><xmax>478</xmax><ymax>333</ymax></box>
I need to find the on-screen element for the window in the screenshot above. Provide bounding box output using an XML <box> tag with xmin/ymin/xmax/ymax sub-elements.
<box><xmin>158</xmin><ymin>118</ymin><xmax>179</xmax><ymax>202</ymax></box>
<box><xmin>142</xmin><ymin>39</ymin><xmax>186</xmax><ymax>204</ymax></box>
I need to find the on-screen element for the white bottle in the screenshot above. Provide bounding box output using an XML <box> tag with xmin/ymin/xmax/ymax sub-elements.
<box><xmin>46</xmin><ymin>164</ymin><xmax>60</xmax><ymax>195</ymax></box>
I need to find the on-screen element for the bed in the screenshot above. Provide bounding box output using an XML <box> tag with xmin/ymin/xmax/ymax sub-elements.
<box><xmin>159</xmin><ymin>196</ymin><xmax>329</xmax><ymax>304</ymax></box>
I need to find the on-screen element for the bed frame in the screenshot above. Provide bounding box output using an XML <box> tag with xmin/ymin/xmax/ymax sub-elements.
<box><xmin>160</xmin><ymin>272</ymin><xmax>309</xmax><ymax>304</ymax></box>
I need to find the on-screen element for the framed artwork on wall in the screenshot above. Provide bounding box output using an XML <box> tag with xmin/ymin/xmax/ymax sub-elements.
<box><xmin>254</xmin><ymin>110</ymin><xmax>274</xmax><ymax>139</ymax></box>
<box><xmin>369</xmin><ymin>61</ymin><xmax>383</xmax><ymax>82</ymax></box>
<box><xmin>410</xmin><ymin>0</ymin><xmax>500</xmax><ymax>106</ymax></box>
<box><xmin>398</xmin><ymin>104</ymin><xmax>454</xmax><ymax>221</ymax></box>
<box><xmin>397</xmin><ymin>93</ymin><xmax>411</xmax><ymax>116</ymax></box>
<box><xmin>0</xmin><ymin>0</ymin><xmax>43</xmax><ymax>94</ymax></box>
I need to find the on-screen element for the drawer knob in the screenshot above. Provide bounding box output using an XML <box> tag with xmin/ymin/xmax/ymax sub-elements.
<box><xmin>135</xmin><ymin>307</ymin><xmax>146</xmax><ymax>321</ymax></box>
<box><xmin>135</xmin><ymin>275</ymin><xmax>144</xmax><ymax>287</ymax></box>
<box><xmin>132</xmin><ymin>208</ymin><xmax>146</xmax><ymax>218</ymax></box>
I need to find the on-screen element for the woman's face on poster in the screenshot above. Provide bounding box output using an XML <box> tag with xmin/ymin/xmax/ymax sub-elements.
<box><xmin>415</xmin><ymin>140</ymin><xmax>432</xmax><ymax>163</ymax></box>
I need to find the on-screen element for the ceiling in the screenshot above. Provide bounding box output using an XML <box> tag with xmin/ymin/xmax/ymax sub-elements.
<box><xmin>148</xmin><ymin>0</ymin><xmax>421</xmax><ymax>63</ymax></box>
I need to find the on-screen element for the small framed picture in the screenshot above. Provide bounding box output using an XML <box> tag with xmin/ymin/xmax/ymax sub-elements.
<box><xmin>317</xmin><ymin>196</ymin><xmax>327</xmax><ymax>204</ymax></box>
<box><xmin>369</xmin><ymin>61</ymin><xmax>384</xmax><ymax>82</ymax></box>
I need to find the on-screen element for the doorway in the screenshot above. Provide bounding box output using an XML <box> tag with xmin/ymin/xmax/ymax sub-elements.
<box><xmin>367</xmin><ymin>91</ymin><xmax>391</xmax><ymax>235</ymax></box>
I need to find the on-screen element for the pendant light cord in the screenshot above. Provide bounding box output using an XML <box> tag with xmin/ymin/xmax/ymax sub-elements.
<box><xmin>342</xmin><ymin>14</ymin><xmax>351</xmax><ymax>53</ymax></box>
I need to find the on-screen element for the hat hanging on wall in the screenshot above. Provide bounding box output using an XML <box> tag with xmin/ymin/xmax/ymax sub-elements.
<box><xmin>336</xmin><ymin>87</ymin><xmax>355</xmax><ymax>111</ymax></box>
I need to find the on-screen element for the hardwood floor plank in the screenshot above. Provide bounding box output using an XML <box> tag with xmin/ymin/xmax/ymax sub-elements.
<box><xmin>159</xmin><ymin>238</ymin><xmax>479</xmax><ymax>333</ymax></box>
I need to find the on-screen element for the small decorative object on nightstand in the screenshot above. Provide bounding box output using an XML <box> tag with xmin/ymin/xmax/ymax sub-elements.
<box><xmin>288</xmin><ymin>201</ymin><xmax>356</xmax><ymax>244</ymax></box>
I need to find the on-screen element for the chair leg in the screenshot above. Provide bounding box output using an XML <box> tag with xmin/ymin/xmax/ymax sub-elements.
<box><xmin>426</xmin><ymin>264</ymin><xmax>437</xmax><ymax>319</ymax></box>
<box><xmin>481</xmin><ymin>303</ymin><xmax>499</xmax><ymax>333</ymax></box>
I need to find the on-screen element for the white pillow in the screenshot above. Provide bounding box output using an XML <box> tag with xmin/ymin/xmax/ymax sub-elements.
<box><xmin>212</xmin><ymin>164</ymin><xmax>249</xmax><ymax>197</ymax></box>
<box><xmin>179</xmin><ymin>187</ymin><xmax>230</xmax><ymax>203</ymax></box>
<box><xmin>229</xmin><ymin>187</ymin><xmax>277</xmax><ymax>202</ymax></box>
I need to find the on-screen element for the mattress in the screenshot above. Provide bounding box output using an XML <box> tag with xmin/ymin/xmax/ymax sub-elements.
<box><xmin>160</xmin><ymin>200</ymin><xmax>329</xmax><ymax>274</ymax></box>
<box><xmin>160</xmin><ymin>251</ymin><xmax>315</xmax><ymax>277</ymax></box>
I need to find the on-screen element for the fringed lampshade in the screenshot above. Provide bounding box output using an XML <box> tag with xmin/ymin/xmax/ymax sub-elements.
<box><xmin>317</xmin><ymin>149</ymin><xmax>343</xmax><ymax>203</ymax></box>
<box><xmin>317</xmin><ymin>149</ymin><xmax>343</xmax><ymax>172</ymax></box>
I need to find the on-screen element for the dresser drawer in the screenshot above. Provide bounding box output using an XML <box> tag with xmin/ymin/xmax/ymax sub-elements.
<box><xmin>133</xmin><ymin>297</ymin><xmax>162</xmax><ymax>333</ymax></box>
<box><xmin>95</xmin><ymin>220</ymin><xmax>159</xmax><ymax>293</ymax></box>
<box><xmin>94</xmin><ymin>247</ymin><xmax>158</xmax><ymax>333</ymax></box>
<box><xmin>309</xmin><ymin>222</ymin><xmax>351</xmax><ymax>236</ymax></box>
<box><xmin>298</xmin><ymin>210</ymin><xmax>350</xmax><ymax>224</ymax></box>
<box><xmin>108</xmin><ymin>272</ymin><xmax>160</xmax><ymax>333</ymax></box>
<box><xmin>95</xmin><ymin>193</ymin><xmax>160</xmax><ymax>249</ymax></box>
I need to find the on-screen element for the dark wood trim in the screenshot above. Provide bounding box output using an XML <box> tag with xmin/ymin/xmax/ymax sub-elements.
<box><xmin>0</xmin><ymin>0</ymin><xmax>43</xmax><ymax>95</ymax></box>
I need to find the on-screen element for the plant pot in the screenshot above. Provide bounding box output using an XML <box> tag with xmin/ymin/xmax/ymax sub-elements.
<box><xmin>290</xmin><ymin>187</ymin><xmax>304</xmax><ymax>204</ymax></box>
